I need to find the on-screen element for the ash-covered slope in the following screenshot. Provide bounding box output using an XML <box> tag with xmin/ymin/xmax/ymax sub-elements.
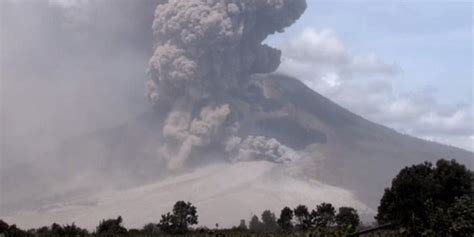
<box><xmin>5</xmin><ymin>161</ymin><xmax>372</xmax><ymax>229</ymax></box>
<box><xmin>95</xmin><ymin>73</ymin><xmax>474</xmax><ymax>206</ymax></box>
<box><xmin>252</xmin><ymin>74</ymin><xmax>473</xmax><ymax>207</ymax></box>
<box><xmin>38</xmin><ymin>74</ymin><xmax>474</xmax><ymax>205</ymax></box>
<box><xmin>3</xmin><ymin>73</ymin><xmax>472</xmax><ymax>229</ymax></box>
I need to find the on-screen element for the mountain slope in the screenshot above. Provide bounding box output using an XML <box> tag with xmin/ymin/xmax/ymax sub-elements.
<box><xmin>256</xmin><ymin>74</ymin><xmax>473</xmax><ymax>207</ymax></box>
<box><xmin>4</xmin><ymin>161</ymin><xmax>372</xmax><ymax>229</ymax></box>
<box><xmin>2</xmin><ymin>74</ymin><xmax>472</xmax><ymax>228</ymax></box>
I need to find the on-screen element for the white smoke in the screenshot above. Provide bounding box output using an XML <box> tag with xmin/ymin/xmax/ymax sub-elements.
<box><xmin>148</xmin><ymin>0</ymin><xmax>307</xmax><ymax>169</ymax></box>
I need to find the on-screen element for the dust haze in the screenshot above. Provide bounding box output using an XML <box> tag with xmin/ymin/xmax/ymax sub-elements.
<box><xmin>1</xmin><ymin>0</ymin><xmax>156</xmax><ymax>213</ymax></box>
<box><xmin>1</xmin><ymin>0</ymin><xmax>308</xmax><ymax>217</ymax></box>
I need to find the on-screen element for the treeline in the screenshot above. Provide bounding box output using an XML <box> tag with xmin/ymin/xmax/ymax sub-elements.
<box><xmin>244</xmin><ymin>204</ymin><xmax>359</xmax><ymax>234</ymax></box>
<box><xmin>1</xmin><ymin>159</ymin><xmax>473</xmax><ymax>237</ymax></box>
<box><xmin>0</xmin><ymin>201</ymin><xmax>359</xmax><ymax>237</ymax></box>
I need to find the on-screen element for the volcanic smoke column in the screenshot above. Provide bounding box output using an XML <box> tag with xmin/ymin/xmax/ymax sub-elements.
<box><xmin>147</xmin><ymin>0</ymin><xmax>307</xmax><ymax>169</ymax></box>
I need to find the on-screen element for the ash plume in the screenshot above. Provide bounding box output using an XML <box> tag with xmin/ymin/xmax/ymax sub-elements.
<box><xmin>160</xmin><ymin>105</ymin><xmax>231</xmax><ymax>169</ymax></box>
<box><xmin>148</xmin><ymin>0</ymin><xmax>307</xmax><ymax>169</ymax></box>
<box><xmin>225</xmin><ymin>135</ymin><xmax>299</xmax><ymax>163</ymax></box>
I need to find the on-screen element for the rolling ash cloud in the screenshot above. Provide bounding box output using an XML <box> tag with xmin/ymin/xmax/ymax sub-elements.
<box><xmin>148</xmin><ymin>0</ymin><xmax>307</xmax><ymax>169</ymax></box>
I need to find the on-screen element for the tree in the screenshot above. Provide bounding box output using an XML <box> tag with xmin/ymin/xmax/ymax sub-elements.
<box><xmin>142</xmin><ymin>223</ymin><xmax>159</xmax><ymax>234</ymax></box>
<box><xmin>261</xmin><ymin>210</ymin><xmax>278</xmax><ymax>232</ymax></box>
<box><xmin>0</xmin><ymin>219</ymin><xmax>9</xmax><ymax>233</ymax></box>
<box><xmin>277</xmin><ymin>207</ymin><xmax>294</xmax><ymax>231</ymax></box>
<box><xmin>158</xmin><ymin>212</ymin><xmax>174</xmax><ymax>233</ymax></box>
<box><xmin>376</xmin><ymin>159</ymin><xmax>473</xmax><ymax>236</ymax></box>
<box><xmin>36</xmin><ymin>226</ymin><xmax>50</xmax><ymax>235</ymax></box>
<box><xmin>237</xmin><ymin>219</ymin><xmax>248</xmax><ymax>230</ymax></box>
<box><xmin>51</xmin><ymin>223</ymin><xmax>65</xmax><ymax>236</ymax></box>
<box><xmin>249</xmin><ymin>215</ymin><xmax>263</xmax><ymax>232</ymax></box>
<box><xmin>96</xmin><ymin>216</ymin><xmax>127</xmax><ymax>235</ymax></box>
<box><xmin>62</xmin><ymin>223</ymin><xmax>88</xmax><ymax>237</ymax></box>
<box><xmin>172</xmin><ymin>201</ymin><xmax>198</xmax><ymax>233</ymax></box>
<box><xmin>7</xmin><ymin>224</ymin><xmax>31</xmax><ymax>237</ymax></box>
<box><xmin>335</xmin><ymin>207</ymin><xmax>360</xmax><ymax>232</ymax></box>
<box><xmin>312</xmin><ymin>202</ymin><xmax>336</xmax><ymax>228</ymax></box>
<box><xmin>158</xmin><ymin>201</ymin><xmax>198</xmax><ymax>234</ymax></box>
<box><xmin>294</xmin><ymin>205</ymin><xmax>311</xmax><ymax>230</ymax></box>
<box><xmin>448</xmin><ymin>195</ymin><xmax>474</xmax><ymax>236</ymax></box>
<box><xmin>432</xmin><ymin>159</ymin><xmax>473</xmax><ymax>206</ymax></box>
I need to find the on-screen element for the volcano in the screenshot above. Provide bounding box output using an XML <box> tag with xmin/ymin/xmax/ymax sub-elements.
<box><xmin>2</xmin><ymin>0</ymin><xmax>473</xmax><ymax>230</ymax></box>
<box><xmin>3</xmin><ymin>74</ymin><xmax>472</xmax><ymax>229</ymax></box>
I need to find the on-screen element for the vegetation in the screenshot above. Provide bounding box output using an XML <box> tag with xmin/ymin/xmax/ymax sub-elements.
<box><xmin>248</xmin><ymin>215</ymin><xmax>262</xmax><ymax>232</ymax></box>
<box><xmin>96</xmin><ymin>216</ymin><xmax>127</xmax><ymax>235</ymax></box>
<box><xmin>376</xmin><ymin>159</ymin><xmax>473</xmax><ymax>236</ymax></box>
<box><xmin>261</xmin><ymin>210</ymin><xmax>278</xmax><ymax>232</ymax></box>
<box><xmin>312</xmin><ymin>202</ymin><xmax>336</xmax><ymax>228</ymax></box>
<box><xmin>157</xmin><ymin>201</ymin><xmax>198</xmax><ymax>234</ymax></box>
<box><xmin>293</xmin><ymin>204</ymin><xmax>311</xmax><ymax>231</ymax></box>
<box><xmin>0</xmin><ymin>202</ymin><xmax>360</xmax><ymax>237</ymax></box>
<box><xmin>335</xmin><ymin>207</ymin><xmax>360</xmax><ymax>232</ymax></box>
<box><xmin>1</xmin><ymin>159</ymin><xmax>472</xmax><ymax>237</ymax></box>
<box><xmin>276</xmin><ymin>207</ymin><xmax>293</xmax><ymax>231</ymax></box>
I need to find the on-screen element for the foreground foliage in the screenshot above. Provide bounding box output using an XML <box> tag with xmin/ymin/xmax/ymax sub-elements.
<box><xmin>376</xmin><ymin>159</ymin><xmax>473</xmax><ymax>237</ymax></box>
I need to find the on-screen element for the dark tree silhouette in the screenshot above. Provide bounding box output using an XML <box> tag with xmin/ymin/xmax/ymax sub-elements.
<box><xmin>261</xmin><ymin>210</ymin><xmax>278</xmax><ymax>232</ymax></box>
<box><xmin>6</xmin><ymin>224</ymin><xmax>30</xmax><ymax>237</ymax></box>
<box><xmin>158</xmin><ymin>212</ymin><xmax>174</xmax><ymax>234</ymax></box>
<box><xmin>249</xmin><ymin>215</ymin><xmax>263</xmax><ymax>232</ymax></box>
<box><xmin>36</xmin><ymin>226</ymin><xmax>49</xmax><ymax>235</ymax></box>
<box><xmin>312</xmin><ymin>202</ymin><xmax>336</xmax><ymax>228</ymax></box>
<box><xmin>294</xmin><ymin>205</ymin><xmax>311</xmax><ymax>230</ymax></box>
<box><xmin>142</xmin><ymin>223</ymin><xmax>159</xmax><ymax>234</ymax></box>
<box><xmin>447</xmin><ymin>195</ymin><xmax>474</xmax><ymax>236</ymax></box>
<box><xmin>158</xmin><ymin>201</ymin><xmax>198</xmax><ymax>234</ymax></box>
<box><xmin>432</xmin><ymin>159</ymin><xmax>473</xmax><ymax>205</ymax></box>
<box><xmin>277</xmin><ymin>207</ymin><xmax>294</xmax><ymax>231</ymax></box>
<box><xmin>376</xmin><ymin>159</ymin><xmax>473</xmax><ymax>236</ymax></box>
<box><xmin>238</xmin><ymin>219</ymin><xmax>248</xmax><ymax>230</ymax></box>
<box><xmin>0</xmin><ymin>219</ymin><xmax>9</xmax><ymax>233</ymax></box>
<box><xmin>335</xmin><ymin>207</ymin><xmax>360</xmax><ymax>232</ymax></box>
<box><xmin>62</xmin><ymin>223</ymin><xmax>88</xmax><ymax>237</ymax></box>
<box><xmin>96</xmin><ymin>216</ymin><xmax>127</xmax><ymax>235</ymax></box>
<box><xmin>51</xmin><ymin>223</ymin><xmax>65</xmax><ymax>236</ymax></box>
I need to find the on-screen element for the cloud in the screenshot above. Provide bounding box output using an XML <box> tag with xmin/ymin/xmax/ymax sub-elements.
<box><xmin>282</xmin><ymin>29</ymin><xmax>348</xmax><ymax>64</ymax></box>
<box><xmin>277</xmin><ymin>28</ymin><xmax>473</xmax><ymax>151</ymax></box>
<box><xmin>280</xmin><ymin>28</ymin><xmax>401</xmax><ymax>78</ymax></box>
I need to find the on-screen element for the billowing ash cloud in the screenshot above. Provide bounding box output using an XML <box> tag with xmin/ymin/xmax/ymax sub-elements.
<box><xmin>225</xmin><ymin>135</ymin><xmax>299</xmax><ymax>163</ymax></box>
<box><xmin>148</xmin><ymin>0</ymin><xmax>307</xmax><ymax>169</ymax></box>
<box><xmin>159</xmin><ymin>105</ymin><xmax>231</xmax><ymax>169</ymax></box>
<box><xmin>148</xmin><ymin>0</ymin><xmax>307</xmax><ymax>104</ymax></box>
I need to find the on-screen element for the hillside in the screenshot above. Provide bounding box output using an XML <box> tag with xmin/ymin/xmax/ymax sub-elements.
<box><xmin>3</xmin><ymin>74</ymin><xmax>472</xmax><ymax>229</ymax></box>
